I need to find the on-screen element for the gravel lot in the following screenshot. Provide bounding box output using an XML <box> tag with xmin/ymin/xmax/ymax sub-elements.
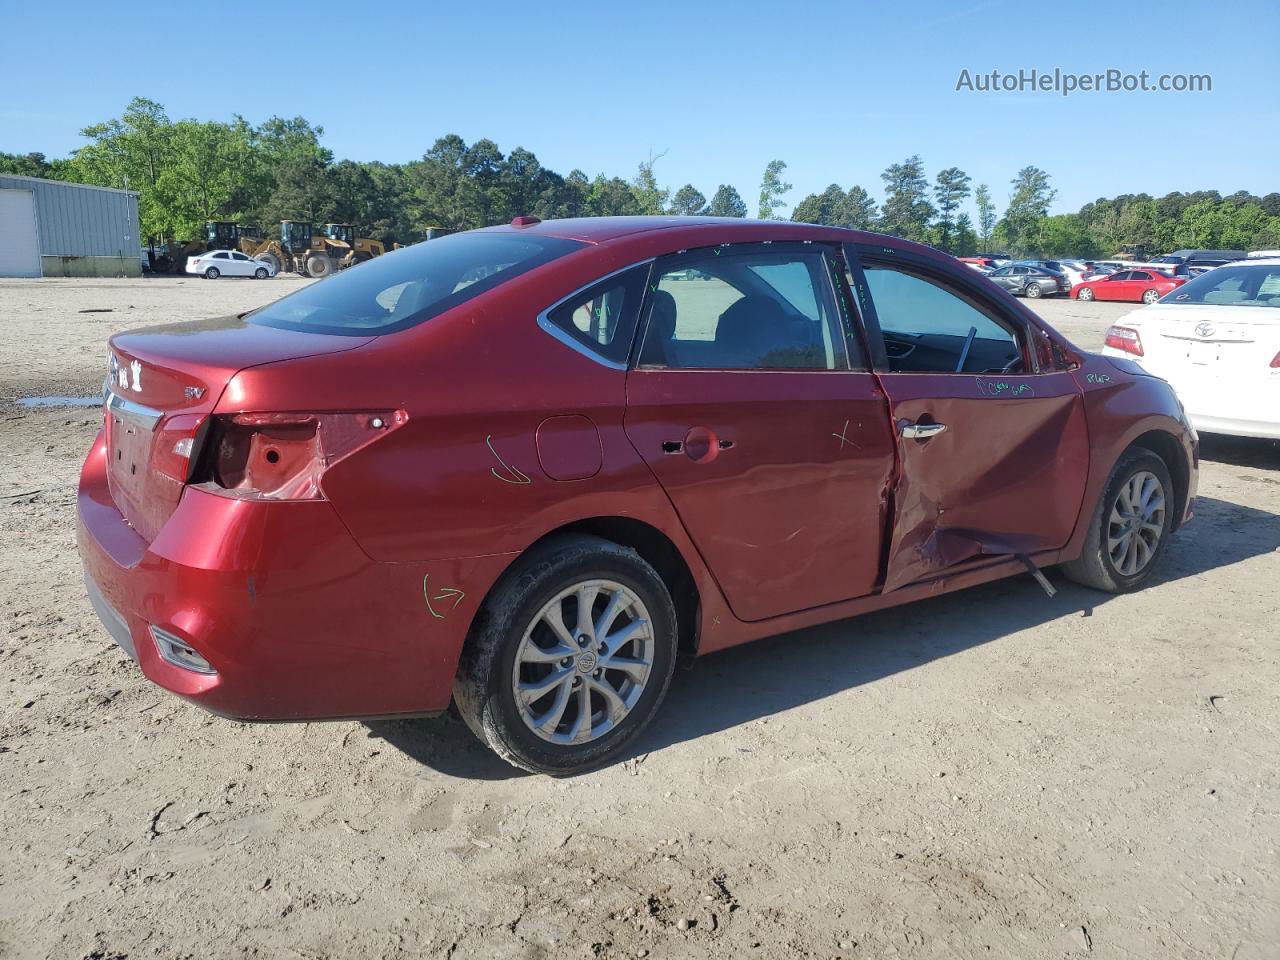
<box><xmin>1</xmin><ymin>277</ymin><xmax>1277</xmax><ymax>960</ymax></box>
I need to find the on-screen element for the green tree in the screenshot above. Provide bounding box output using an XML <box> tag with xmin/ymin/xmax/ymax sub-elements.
<box><xmin>758</xmin><ymin>160</ymin><xmax>791</xmax><ymax>219</ymax></box>
<box><xmin>707</xmin><ymin>184</ymin><xmax>748</xmax><ymax>218</ymax></box>
<box><xmin>631</xmin><ymin>152</ymin><xmax>669</xmax><ymax>215</ymax></box>
<box><xmin>670</xmin><ymin>184</ymin><xmax>707</xmax><ymax>216</ymax></box>
<box><xmin>791</xmin><ymin>183</ymin><xmax>878</xmax><ymax>229</ymax></box>
<box><xmin>0</xmin><ymin>151</ymin><xmax>72</xmax><ymax>180</ymax></box>
<box><xmin>932</xmin><ymin>166</ymin><xmax>972</xmax><ymax>253</ymax></box>
<box><xmin>585</xmin><ymin>175</ymin><xmax>643</xmax><ymax>217</ymax></box>
<box><xmin>974</xmin><ymin>183</ymin><xmax>997</xmax><ymax>251</ymax></box>
<box><xmin>160</xmin><ymin>120</ymin><xmax>252</xmax><ymax>237</ymax></box>
<box><xmin>1002</xmin><ymin>165</ymin><xmax>1057</xmax><ymax>256</ymax></box>
<box><xmin>879</xmin><ymin>155</ymin><xmax>934</xmax><ymax>241</ymax></box>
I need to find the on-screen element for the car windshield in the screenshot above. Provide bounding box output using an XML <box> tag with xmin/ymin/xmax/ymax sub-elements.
<box><xmin>247</xmin><ymin>232</ymin><xmax>584</xmax><ymax>335</ymax></box>
<box><xmin>1160</xmin><ymin>264</ymin><xmax>1280</xmax><ymax>307</ymax></box>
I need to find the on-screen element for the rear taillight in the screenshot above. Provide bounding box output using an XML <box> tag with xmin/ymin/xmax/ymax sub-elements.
<box><xmin>1271</xmin><ymin>351</ymin><xmax>1280</xmax><ymax>368</ymax></box>
<box><xmin>1104</xmin><ymin>325</ymin><xmax>1144</xmax><ymax>357</ymax></box>
<box><xmin>154</xmin><ymin>413</ymin><xmax>209</xmax><ymax>483</ymax></box>
<box><xmin>195</xmin><ymin>411</ymin><xmax>405</xmax><ymax>500</ymax></box>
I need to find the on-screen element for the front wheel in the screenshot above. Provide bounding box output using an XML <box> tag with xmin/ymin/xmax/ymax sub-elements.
<box><xmin>1025</xmin><ymin>282</ymin><xmax>1042</xmax><ymax>299</ymax></box>
<box><xmin>1077</xmin><ymin>287</ymin><xmax>1095</xmax><ymax>301</ymax></box>
<box><xmin>204</xmin><ymin>267</ymin><xmax>220</xmax><ymax>279</ymax></box>
<box><xmin>1142</xmin><ymin>288</ymin><xmax>1161</xmax><ymax>304</ymax></box>
<box><xmin>1061</xmin><ymin>447</ymin><xmax>1174</xmax><ymax>592</ymax></box>
<box><xmin>254</xmin><ymin>267</ymin><xmax>269</xmax><ymax>279</ymax></box>
<box><xmin>454</xmin><ymin>535</ymin><xmax>678</xmax><ymax>775</ymax></box>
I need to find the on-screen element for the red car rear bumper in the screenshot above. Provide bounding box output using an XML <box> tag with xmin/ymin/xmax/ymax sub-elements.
<box><xmin>77</xmin><ymin>430</ymin><xmax>506</xmax><ymax>721</ymax></box>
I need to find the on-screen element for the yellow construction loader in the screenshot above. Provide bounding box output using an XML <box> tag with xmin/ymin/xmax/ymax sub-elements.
<box><xmin>323</xmin><ymin>223</ymin><xmax>391</xmax><ymax>266</ymax></box>
<box><xmin>245</xmin><ymin>222</ymin><xmax>350</xmax><ymax>277</ymax></box>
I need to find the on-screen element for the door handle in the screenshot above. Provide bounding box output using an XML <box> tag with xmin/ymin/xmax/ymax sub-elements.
<box><xmin>901</xmin><ymin>421</ymin><xmax>947</xmax><ymax>439</ymax></box>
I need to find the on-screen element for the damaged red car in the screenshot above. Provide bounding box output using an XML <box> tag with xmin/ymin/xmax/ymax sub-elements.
<box><xmin>78</xmin><ymin>217</ymin><xmax>1197</xmax><ymax>774</ymax></box>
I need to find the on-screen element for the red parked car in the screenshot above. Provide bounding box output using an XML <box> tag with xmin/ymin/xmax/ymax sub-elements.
<box><xmin>79</xmin><ymin>217</ymin><xmax>1198</xmax><ymax>774</ymax></box>
<box><xmin>1073</xmin><ymin>268</ymin><xmax>1186</xmax><ymax>304</ymax></box>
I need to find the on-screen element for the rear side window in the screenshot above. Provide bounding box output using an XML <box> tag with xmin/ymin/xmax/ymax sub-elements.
<box><xmin>638</xmin><ymin>245</ymin><xmax>849</xmax><ymax>370</ymax></box>
<box><xmin>248</xmin><ymin>232</ymin><xmax>584</xmax><ymax>336</ymax></box>
<box><xmin>542</xmin><ymin>265</ymin><xmax>650</xmax><ymax>365</ymax></box>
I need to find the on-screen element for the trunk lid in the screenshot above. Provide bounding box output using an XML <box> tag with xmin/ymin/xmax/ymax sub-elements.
<box><xmin>1137</xmin><ymin>305</ymin><xmax>1280</xmax><ymax>381</ymax></box>
<box><xmin>104</xmin><ymin>315</ymin><xmax>371</xmax><ymax>542</ymax></box>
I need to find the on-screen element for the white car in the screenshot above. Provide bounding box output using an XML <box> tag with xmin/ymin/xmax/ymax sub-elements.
<box><xmin>1102</xmin><ymin>258</ymin><xmax>1280</xmax><ymax>439</ymax></box>
<box><xmin>186</xmin><ymin>249</ymin><xmax>275</xmax><ymax>279</ymax></box>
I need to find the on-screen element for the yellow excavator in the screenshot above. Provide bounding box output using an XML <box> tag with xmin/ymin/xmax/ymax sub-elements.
<box><xmin>244</xmin><ymin>221</ymin><xmax>350</xmax><ymax>277</ymax></box>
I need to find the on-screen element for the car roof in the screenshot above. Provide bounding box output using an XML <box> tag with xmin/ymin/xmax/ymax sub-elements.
<box><xmin>476</xmin><ymin>215</ymin><xmax>887</xmax><ymax>248</ymax></box>
<box><xmin>1224</xmin><ymin>257</ymin><xmax>1280</xmax><ymax>267</ymax></box>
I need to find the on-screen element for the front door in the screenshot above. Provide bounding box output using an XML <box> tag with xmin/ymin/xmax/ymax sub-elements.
<box><xmin>624</xmin><ymin>243</ymin><xmax>897</xmax><ymax>622</ymax></box>
<box><xmin>848</xmin><ymin>247</ymin><xmax>1090</xmax><ymax>591</ymax></box>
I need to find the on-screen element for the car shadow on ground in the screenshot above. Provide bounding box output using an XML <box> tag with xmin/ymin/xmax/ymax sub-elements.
<box><xmin>369</xmin><ymin>495</ymin><xmax>1280</xmax><ymax>780</ymax></box>
<box><xmin>1199</xmin><ymin>434</ymin><xmax>1280</xmax><ymax>470</ymax></box>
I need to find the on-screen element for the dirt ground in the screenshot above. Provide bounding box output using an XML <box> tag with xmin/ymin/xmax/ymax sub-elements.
<box><xmin>1</xmin><ymin>277</ymin><xmax>1277</xmax><ymax>960</ymax></box>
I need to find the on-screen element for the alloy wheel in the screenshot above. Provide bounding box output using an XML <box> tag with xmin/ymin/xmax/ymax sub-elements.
<box><xmin>1107</xmin><ymin>470</ymin><xmax>1166</xmax><ymax>576</ymax></box>
<box><xmin>511</xmin><ymin>579</ymin><xmax>654</xmax><ymax>745</ymax></box>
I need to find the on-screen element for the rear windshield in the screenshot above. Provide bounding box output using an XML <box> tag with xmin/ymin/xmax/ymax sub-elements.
<box><xmin>247</xmin><ymin>232</ymin><xmax>585</xmax><ymax>335</ymax></box>
<box><xmin>1162</xmin><ymin>264</ymin><xmax>1280</xmax><ymax>308</ymax></box>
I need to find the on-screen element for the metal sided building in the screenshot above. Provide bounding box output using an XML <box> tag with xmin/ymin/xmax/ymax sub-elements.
<box><xmin>0</xmin><ymin>174</ymin><xmax>141</xmax><ymax>277</ymax></box>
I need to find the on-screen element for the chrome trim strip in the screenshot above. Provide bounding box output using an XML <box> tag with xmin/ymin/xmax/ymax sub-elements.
<box><xmin>104</xmin><ymin>384</ymin><xmax>163</xmax><ymax>431</ymax></box>
<box><xmin>535</xmin><ymin>258</ymin><xmax>655</xmax><ymax>371</ymax></box>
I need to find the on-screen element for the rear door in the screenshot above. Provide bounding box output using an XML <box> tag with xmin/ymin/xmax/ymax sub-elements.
<box><xmin>846</xmin><ymin>245</ymin><xmax>1090</xmax><ymax>591</ymax></box>
<box><xmin>623</xmin><ymin>243</ymin><xmax>897</xmax><ymax>622</ymax></box>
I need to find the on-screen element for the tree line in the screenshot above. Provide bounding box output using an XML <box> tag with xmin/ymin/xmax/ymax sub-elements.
<box><xmin>3</xmin><ymin>97</ymin><xmax>1278</xmax><ymax>258</ymax></box>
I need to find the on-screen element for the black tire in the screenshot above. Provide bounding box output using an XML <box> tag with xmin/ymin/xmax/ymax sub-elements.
<box><xmin>1026</xmin><ymin>282</ymin><xmax>1042</xmax><ymax>299</ymax></box>
<box><xmin>1078</xmin><ymin>287</ymin><xmax>1094</xmax><ymax>301</ymax></box>
<box><xmin>258</xmin><ymin>251</ymin><xmax>281</xmax><ymax>275</ymax></box>
<box><xmin>1060</xmin><ymin>447</ymin><xmax>1175</xmax><ymax>593</ymax></box>
<box><xmin>254</xmin><ymin>267</ymin><xmax>269</xmax><ymax>279</ymax></box>
<box><xmin>306</xmin><ymin>255</ymin><xmax>335</xmax><ymax>278</ymax></box>
<box><xmin>454</xmin><ymin>534</ymin><xmax>678</xmax><ymax>775</ymax></box>
<box><xmin>204</xmin><ymin>267</ymin><xmax>219</xmax><ymax>279</ymax></box>
<box><xmin>1142</xmin><ymin>288</ymin><xmax>1161</xmax><ymax>304</ymax></box>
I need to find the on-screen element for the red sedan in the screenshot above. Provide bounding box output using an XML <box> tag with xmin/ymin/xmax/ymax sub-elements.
<box><xmin>79</xmin><ymin>217</ymin><xmax>1197</xmax><ymax>774</ymax></box>
<box><xmin>1073</xmin><ymin>268</ymin><xmax>1186</xmax><ymax>304</ymax></box>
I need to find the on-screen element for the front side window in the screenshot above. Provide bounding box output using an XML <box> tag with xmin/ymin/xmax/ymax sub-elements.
<box><xmin>638</xmin><ymin>246</ymin><xmax>849</xmax><ymax>370</ymax></box>
<box><xmin>249</xmin><ymin>232</ymin><xmax>585</xmax><ymax>336</ymax></box>
<box><xmin>864</xmin><ymin>264</ymin><xmax>1023</xmax><ymax>374</ymax></box>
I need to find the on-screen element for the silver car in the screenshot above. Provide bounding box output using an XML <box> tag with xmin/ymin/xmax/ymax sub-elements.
<box><xmin>986</xmin><ymin>265</ymin><xmax>1068</xmax><ymax>299</ymax></box>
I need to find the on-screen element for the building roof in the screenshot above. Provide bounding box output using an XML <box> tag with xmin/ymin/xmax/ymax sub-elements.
<box><xmin>0</xmin><ymin>173</ymin><xmax>138</xmax><ymax>197</ymax></box>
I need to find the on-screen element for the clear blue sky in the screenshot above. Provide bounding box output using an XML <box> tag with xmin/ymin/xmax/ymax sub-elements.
<box><xmin>2</xmin><ymin>0</ymin><xmax>1276</xmax><ymax>218</ymax></box>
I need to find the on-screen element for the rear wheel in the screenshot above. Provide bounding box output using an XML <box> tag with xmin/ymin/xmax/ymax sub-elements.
<box><xmin>1025</xmin><ymin>282</ymin><xmax>1043</xmax><ymax>299</ymax></box>
<box><xmin>1077</xmin><ymin>287</ymin><xmax>1094</xmax><ymax>301</ymax></box>
<box><xmin>454</xmin><ymin>535</ymin><xmax>678</xmax><ymax>775</ymax></box>
<box><xmin>306</xmin><ymin>255</ymin><xmax>335</xmax><ymax>278</ymax></box>
<box><xmin>1061</xmin><ymin>447</ymin><xmax>1174</xmax><ymax>593</ymax></box>
<box><xmin>1142</xmin><ymin>288</ymin><xmax>1161</xmax><ymax>304</ymax></box>
<box><xmin>254</xmin><ymin>267</ymin><xmax>268</xmax><ymax>279</ymax></box>
<box><xmin>204</xmin><ymin>267</ymin><xmax>220</xmax><ymax>279</ymax></box>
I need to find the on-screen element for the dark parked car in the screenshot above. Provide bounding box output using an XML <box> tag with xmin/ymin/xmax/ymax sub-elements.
<box><xmin>987</xmin><ymin>264</ymin><xmax>1069</xmax><ymax>298</ymax></box>
<box><xmin>79</xmin><ymin>217</ymin><xmax>1197</xmax><ymax>774</ymax></box>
